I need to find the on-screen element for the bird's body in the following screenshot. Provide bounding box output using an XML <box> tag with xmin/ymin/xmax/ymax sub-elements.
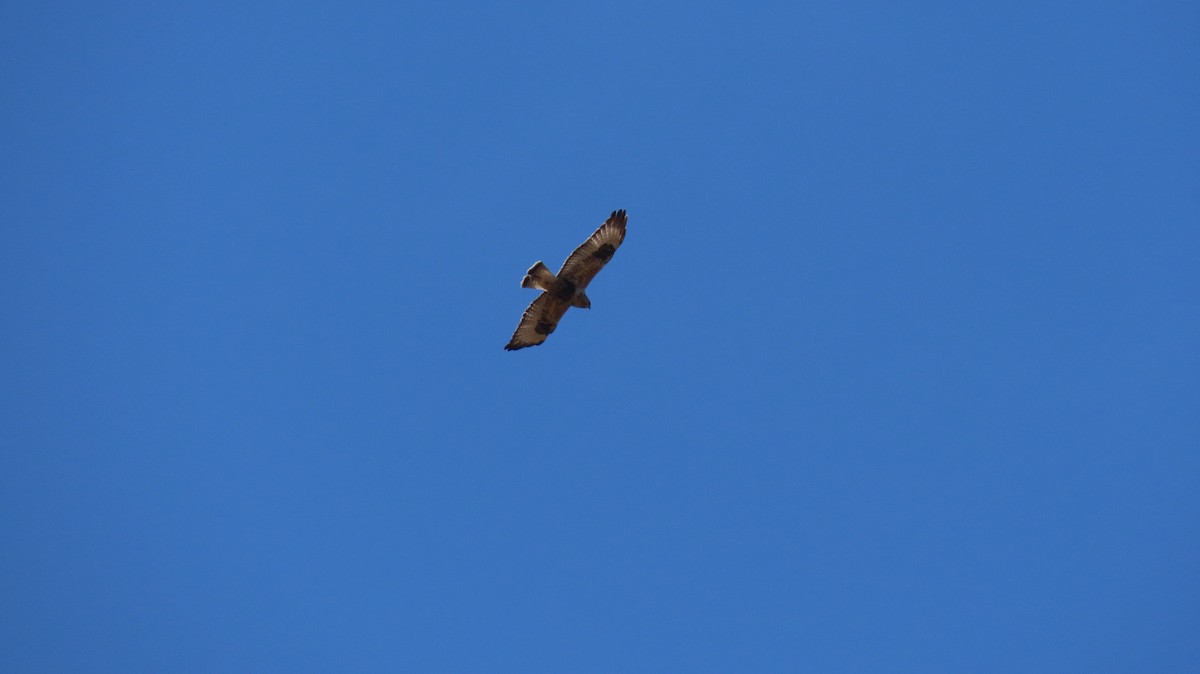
<box><xmin>520</xmin><ymin>261</ymin><xmax>591</xmax><ymax>308</ymax></box>
<box><xmin>505</xmin><ymin>209</ymin><xmax>628</xmax><ymax>350</ymax></box>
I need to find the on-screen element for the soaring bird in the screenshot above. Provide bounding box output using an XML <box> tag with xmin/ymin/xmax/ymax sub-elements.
<box><xmin>505</xmin><ymin>209</ymin><xmax>628</xmax><ymax>350</ymax></box>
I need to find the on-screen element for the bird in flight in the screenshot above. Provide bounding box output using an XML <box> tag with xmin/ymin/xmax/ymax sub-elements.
<box><xmin>505</xmin><ymin>209</ymin><xmax>628</xmax><ymax>350</ymax></box>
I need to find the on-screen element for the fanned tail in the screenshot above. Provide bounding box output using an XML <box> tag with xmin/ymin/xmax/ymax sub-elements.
<box><xmin>521</xmin><ymin>261</ymin><xmax>556</xmax><ymax>291</ymax></box>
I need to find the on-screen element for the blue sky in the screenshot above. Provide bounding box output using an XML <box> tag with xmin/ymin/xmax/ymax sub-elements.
<box><xmin>2</xmin><ymin>1</ymin><xmax>1197</xmax><ymax>671</ymax></box>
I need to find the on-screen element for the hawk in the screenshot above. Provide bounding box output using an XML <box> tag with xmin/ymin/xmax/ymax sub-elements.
<box><xmin>505</xmin><ymin>209</ymin><xmax>628</xmax><ymax>350</ymax></box>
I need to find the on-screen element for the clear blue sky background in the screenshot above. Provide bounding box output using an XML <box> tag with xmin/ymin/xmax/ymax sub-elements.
<box><xmin>2</xmin><ymin>2</ymin><xmax>1197</xmax><ymax>671</ymax></box>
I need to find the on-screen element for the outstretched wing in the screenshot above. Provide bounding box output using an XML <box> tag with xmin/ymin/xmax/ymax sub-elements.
<box><xmin>504</xmin><ymin>293</ymin><xmax>572</xmax><ymax>350</ymax></box>
<box><xmin>556</xmin><ymin>209</ymin><xmax>627</xmax><ymax>288</ymax></box>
